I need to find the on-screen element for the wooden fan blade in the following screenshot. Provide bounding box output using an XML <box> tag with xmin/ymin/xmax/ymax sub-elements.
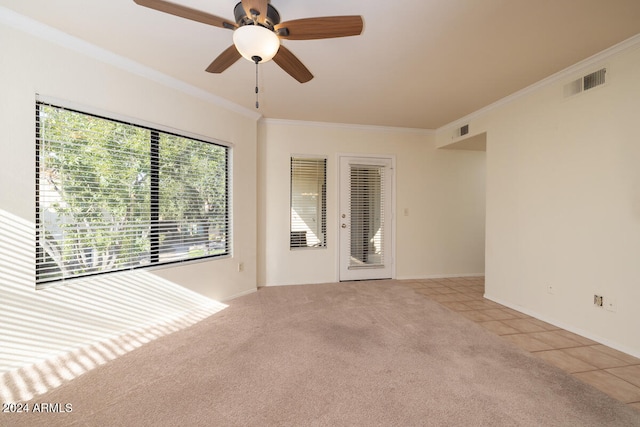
<box><xmin>206</xmin><ymin>46</ymin><xmax>242</xmax><ymax>73</ymax></box>
<box><xmin>273</xmin><ymin>45</ymin><xmax>313</xmax><ymax>83</ymax></box>
<box><xmin>241</xmin><ymin>0</ymin><xmax>269</xmax><ymax>24</ymax></box>
<box><xmin>275</xmin><ymin>16</ymin><xmax>363</xmax><ymax>40</ymax></box>
<box><xmin>134</xmin><ymin>0</ymin><xmax>236</xmax><ymax>30</ymax></box>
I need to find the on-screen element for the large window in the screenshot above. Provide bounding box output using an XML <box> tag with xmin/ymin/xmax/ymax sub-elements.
<box><xmin>290</xmin><ymin>157</ymin><xmax>326</xmax><ymax>249</ymax></box>
<box><xmin>36</xmin><ymin>102</ymin><xmax>230</xmax><ymax>285</ymax></box>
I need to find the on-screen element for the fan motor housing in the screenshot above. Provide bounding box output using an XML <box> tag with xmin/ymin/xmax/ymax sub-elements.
<box><xmin>234</xmin><ymin>2</ymin><xmax>281</xmax><ymax>30</ymax></box>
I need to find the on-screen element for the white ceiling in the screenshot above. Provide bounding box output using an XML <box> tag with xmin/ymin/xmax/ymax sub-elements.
<box><xmin>2</xmin><ymin>0</ymin><xmax>640</xmax><ymax>129</ymax></box>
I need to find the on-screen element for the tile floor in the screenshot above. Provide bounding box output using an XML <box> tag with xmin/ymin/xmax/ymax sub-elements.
<box><xmin>408</xmin><ymin>276</ymin><xmax>640</xmax><ymax>413</ymax></box>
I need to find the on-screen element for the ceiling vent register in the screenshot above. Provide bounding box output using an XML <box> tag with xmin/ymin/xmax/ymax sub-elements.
<box><xmin>452</xmin><ymin>124</ymin><xmax>470</xmax><ymax>139</ymax></box>
<box><xmin>564</xmin><ymin>68</ymin><xmax>607</xmax><ymax>97</ymax></box>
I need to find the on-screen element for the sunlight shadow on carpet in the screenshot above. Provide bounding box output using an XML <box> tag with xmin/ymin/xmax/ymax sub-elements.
<box><xmin>0</xmin><ymin>209</ymin><xmax>228</xmax><ymax>403</ymax></box>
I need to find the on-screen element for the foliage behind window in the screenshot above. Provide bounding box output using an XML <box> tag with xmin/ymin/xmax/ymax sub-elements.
<box><xmin>36</xmin><ymin>102</ymin><xmax>230</xmax><ymax>285</ymax></box>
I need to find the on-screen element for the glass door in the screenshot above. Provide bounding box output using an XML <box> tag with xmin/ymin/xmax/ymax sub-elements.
<box><xmin>339</xmin><ymin>156</ymin><xmax>393</xmax><ymax>281</ymax></box>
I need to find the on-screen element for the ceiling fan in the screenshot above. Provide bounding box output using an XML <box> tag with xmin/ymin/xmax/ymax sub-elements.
<box><xmin>133</xmin><ymin>0</ymin><xmax>364</xmax><ymax>83</ymax></box>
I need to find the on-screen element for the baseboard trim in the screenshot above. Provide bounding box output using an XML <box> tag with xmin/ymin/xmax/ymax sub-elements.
<box><xmin>258</xmin><ymin>281</ymin><xmax>331</xmax><ymax>288</ymax></box>
<box><xmin>259</xmin><ymin>275</ymin><xmax>486</xmax><ymax>287</ymax></box>
<box><xmin>221</xmin><ymin>287</ymin><xmax>257</xmax><ymax>302</ymax></box>
<box><xmin>397</xmin><ymin>273</ymin><xmax>485</xmax><ymax>281</ymax></box>
<box><xmin>484</xmin><ymin>293</ymin><xmax>640</xmax><ymax>359</ymax></box>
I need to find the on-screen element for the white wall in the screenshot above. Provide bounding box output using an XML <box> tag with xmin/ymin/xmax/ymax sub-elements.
<box><xmin>257</xmin><ymin>120</ymin><xmax>486</xmax><ymax>286</ymax></box>
<box><xmin>0</xmin><ymin>17</ymin><xmax>258</xmax><ymax>376</ymax></box>
<box><xmin>438</xmin><ymin>39</ymin><xmax>640</xmax><ymax>356</ymax></box>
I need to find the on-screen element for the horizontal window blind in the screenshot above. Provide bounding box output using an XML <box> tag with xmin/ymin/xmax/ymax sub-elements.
<box><xmin>157</xmin><ymin>134</ymin><xmax>229</xmax><ymax>263</ymax></box>
<box><xmin>36</xmin><ymin>102</ymin><xmax>230</xmax><ymax>285</ymax></box>
<box><xmin>290</xmin><ymin>157</ymin><xmax>326</xmax><ymax>248</ymax></box>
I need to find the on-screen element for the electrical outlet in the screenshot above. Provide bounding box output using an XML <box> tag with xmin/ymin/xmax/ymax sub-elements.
<box><xmin>593</xmin><ymin>294</ymin><xmax>603</xmax><ymax>307</ymax></box>
<box><xmin>237</xmin><ymin>262</ymin><xmax>244</xmax><ymax>272</ymax></box>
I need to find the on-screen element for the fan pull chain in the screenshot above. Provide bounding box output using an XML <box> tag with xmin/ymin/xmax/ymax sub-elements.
<box><xmin>251</xmin><ymin>55</ymin><xmax>262</xmax><ymax>109</ymax></box>
<box><xmin>255</xmin><ymin>60</ymin><xmax>259</xmax><ymax>109</ymax></box>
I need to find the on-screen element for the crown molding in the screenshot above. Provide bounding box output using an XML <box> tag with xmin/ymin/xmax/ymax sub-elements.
<box><xmin>437</xmin><ymin>33</ymin><xmax>640</xmax><ymax>134</ymax></box>
<box><xmin>0</xmin><ymin>6</ymin><xmax>261</xmax><ymax>122</ymax></box>
<box><xmin>260</xmin><ymin>118</ymin><xmax>435</xmax><ymax>136</ymax></box>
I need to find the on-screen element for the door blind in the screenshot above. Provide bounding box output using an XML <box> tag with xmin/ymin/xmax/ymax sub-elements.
<box><xmin>349</xmin><ymin>164</ymin><xmax>385</xmax><ymax>268</ymax></box>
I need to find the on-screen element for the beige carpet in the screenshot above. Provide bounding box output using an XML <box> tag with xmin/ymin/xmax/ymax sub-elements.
<box><xmin>3</xmin><ymin>280</ymin><xmax>640</xmax><ymax>426</ymax></box>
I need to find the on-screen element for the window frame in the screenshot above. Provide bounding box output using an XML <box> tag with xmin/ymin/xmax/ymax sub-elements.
<box><xmin>35</xmin><ymin>98</ymin><xmax>232</xmax><ymax>287</ymax></box>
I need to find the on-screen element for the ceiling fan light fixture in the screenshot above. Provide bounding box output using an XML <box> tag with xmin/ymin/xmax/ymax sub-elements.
<box><xmin>233</xmin><ymin>25</ymin><xmax>280</xmax><ymax>63</ymax></box>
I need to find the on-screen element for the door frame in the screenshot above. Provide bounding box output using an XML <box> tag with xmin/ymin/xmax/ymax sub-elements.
<box><xmin>336</xmin><ymin>153</ymin><xmax>396</xmax><ymax>282</ymax></box>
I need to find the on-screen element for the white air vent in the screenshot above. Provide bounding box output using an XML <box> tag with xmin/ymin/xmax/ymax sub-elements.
<box><xmin>564</xmin><ymin>68</ymin><xmax>607</xmax><ymax>97</ymax></box>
